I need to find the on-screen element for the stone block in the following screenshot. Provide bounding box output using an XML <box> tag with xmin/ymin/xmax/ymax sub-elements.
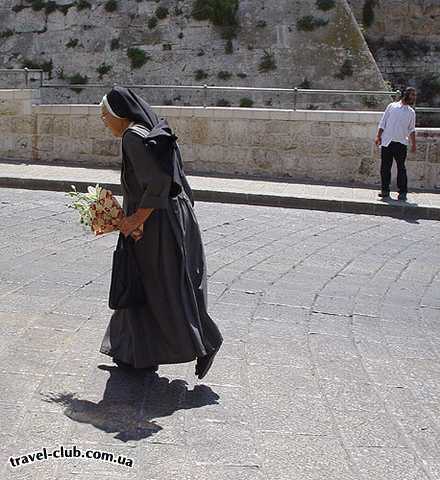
<box><xmin>37</xmin><ymin>115</ymin><xmax>53</xmax><ymax>135</ymax></box>
<box><xmin>52</xmin><ymin>116</ymin><xmax>70</xmax><ymax>137</ymax></box>
<box><xmin>338</xmin><ymin>139</ymin><xmax>372</xmax><ymax>158</ymax></box>
<box><xmin>191</xmin><ymin>117</ymin><xmax>209</xmax><ymax>144</ymax></box>
<box><xmin>36</xmin><ymin>135</ymin><xmax>54</xmax><ymax>152</ymax></box>
<box><xmin>251</xmin><ymin>148</ymin><xmax>283</xmax><ymax>175</ymax></box>
<box><xmin>92</xmin><ymin>139</ymin><xmax>120</xmax><ymax>157</ymax></box>
<box><xmin>70</xmin><ymin>116</ymin><xmax>91</xmax><ymax>139</ymax></box>
<box><xmin>428</xmin><ymin>141</ymin><xmax>440</xmax><ymax>164</ymax></box>
<box><xmin>310</xmin><ymin>122</ymin><xmax>331</xmax><ymax>137</ymax></box>
<box><xmin>224</xmin><ymin>119</ymin><xmax>249</xmax><ymax>146</ymax></box>
<box><xmin>13</xmin><ymin>115</ymin><xmax>35</xmax><ymax>135</ymax></box>
<box><xmin>207</xmin><ymin>119</ymin><xmax>226</xmax><ymax>145</ymax></box>
<box><xmin>0</xmin><ymin>116</ymin><xmax>14</xmax><ymax>133</ymax></box>
<box><xmin>307</xmin><ymin>138</ymin><xmax>333</xmax><ymax>156</ymax></box>
<box><xmin>0</xmin><ymin>99</ymin><xmax>19</xmax><ymax>116</ymax></box>
<box><xmin>15</xmin><ymin>135</ymin><xmax>32</xmax><ymax>152</ymax></box>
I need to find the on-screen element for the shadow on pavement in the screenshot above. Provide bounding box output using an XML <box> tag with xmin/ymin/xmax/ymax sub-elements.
<box><xmin>42</xmin><ymin>365</ymin><xmax>219</xmax><ymax>442</ymax></box>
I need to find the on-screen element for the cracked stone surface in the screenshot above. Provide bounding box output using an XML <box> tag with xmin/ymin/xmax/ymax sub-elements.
<box><xmin>0</xmin><ymin>187</ymin><xmax>439</xmax><ymax>480</ymax></box>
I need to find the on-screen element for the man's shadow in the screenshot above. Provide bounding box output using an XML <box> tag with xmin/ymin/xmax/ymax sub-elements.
<box><xmin>43</xmin><ymin>365</ymin><xmax>219</xmax><ymax>442</ymax></box>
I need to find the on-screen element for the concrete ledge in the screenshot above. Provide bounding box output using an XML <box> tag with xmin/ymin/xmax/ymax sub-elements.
<box><xmin>0</xmin><ymin>162</ymin><xmax>439</xmax><ymax>220</ymax></box>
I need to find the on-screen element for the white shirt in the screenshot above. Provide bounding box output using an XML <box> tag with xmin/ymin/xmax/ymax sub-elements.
<box><xmin>378</xmin><ymin>101</ymin><xmax>416</xmax><ymax>147</ymax></box>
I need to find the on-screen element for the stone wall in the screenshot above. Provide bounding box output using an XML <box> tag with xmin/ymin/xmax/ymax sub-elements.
<box><xmin>1</xmin><ymin>89</ymin><xmax>439</xmax><ymax>190</ymax></box>
<box><xmin>347</xmin><ymin>0</ymin><xmax>440</xmax><ymax>110</ymax></box>
<box><xmin>0</xmin><ymin>0</ymin><xmax>386</xmax><ymax>109</ymax></box>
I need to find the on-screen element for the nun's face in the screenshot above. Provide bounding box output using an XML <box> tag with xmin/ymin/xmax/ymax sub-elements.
<box><xmin>100</xmin><ymin>105</ymin><xmax>130</xmax><ymax>138</ymax></box>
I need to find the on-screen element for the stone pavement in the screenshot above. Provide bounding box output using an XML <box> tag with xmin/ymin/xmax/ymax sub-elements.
<box><xmin>0</xmin><ymin>187</ymin><xmax>440</xmax><ymax>480</ymax></box>
<box><xmin>1</xmin><ymin>161</ymin><xmax>440</xmax><ymax>220</ymax></box>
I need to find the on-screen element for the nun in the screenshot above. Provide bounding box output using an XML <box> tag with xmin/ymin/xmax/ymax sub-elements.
<box><xmin>98</xmin><ymin>86</ymin><xmax>222</xmax><ymax>379</ymax></box>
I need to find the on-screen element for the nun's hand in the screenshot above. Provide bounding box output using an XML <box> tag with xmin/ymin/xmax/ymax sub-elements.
<box><xmin>119</xmin><ymin>215</ymin><xmax>142</xmax><ymax>237</ymax></box>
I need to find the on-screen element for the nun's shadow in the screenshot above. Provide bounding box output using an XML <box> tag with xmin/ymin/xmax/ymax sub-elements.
<box><xmin>43</xmin><ymin>365</ymin><xmax>219</xmax><ymax>443</ymax></box>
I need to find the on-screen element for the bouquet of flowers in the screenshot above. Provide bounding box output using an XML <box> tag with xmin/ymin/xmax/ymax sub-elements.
<box><xmin>66</xmin><ymin>184</ymin><xmax>143</xmax><ymax>238</ymax></box>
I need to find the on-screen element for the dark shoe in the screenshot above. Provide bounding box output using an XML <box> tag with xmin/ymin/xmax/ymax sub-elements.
<box><xmin>398</xmin><ymin>193</ymin><xmax>407</xmax><ymax>201</ymax></box>
<box><xmin>114</xmin><ymin>359</ymin><xmax>158</xmax><ymax>373</ymax></box>
<box><xmin>378</xmin><ymin>191</ymin><xmax>390</xmax><ymax>199</ymax></box>
<box><xmin>195</xmin><ymin>351</ymin><xmax>218</xmax><ymax>380</ymax></box>
<box><xmin>142</xmin><ymin>365</ymin><xmax>159</xmax><ymax>373</ymax></box>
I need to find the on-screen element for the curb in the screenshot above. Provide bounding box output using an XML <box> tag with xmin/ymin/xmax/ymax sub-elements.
<box><xmin>0</xmin><ymin>176</ymin><xmax>439</xmax><ymax>221</ymax></box>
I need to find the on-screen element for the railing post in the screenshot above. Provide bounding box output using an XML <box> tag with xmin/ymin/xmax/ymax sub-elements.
<box><xmin>24</xmin><ymin>67</ymin><xmax>29</xmax><ymax>88</ymax></box>
<box><xmin>293</xmin><ymin>87</ymin><xmax>298</xmax><ymax>111</ymax></box>
<box><xmin>40</xmin><ymin>70</ymin><xmax>43</xmax><ymax>87</ymax></box>
<box><xmin>203</xmin><ymin>84</ymin><xmax>208</xmax><ymax>108</ymax></box>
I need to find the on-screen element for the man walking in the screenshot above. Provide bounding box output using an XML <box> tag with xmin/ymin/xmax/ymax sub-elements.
<box><xmin>375</xmin><ymin>87</ymin><xmax>417</xmax><ymax>201</ymax></box>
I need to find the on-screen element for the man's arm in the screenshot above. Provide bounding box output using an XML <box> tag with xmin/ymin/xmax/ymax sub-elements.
<box><xmin>375</xmin><ymin>128</ymin><xmax>384</xmax><ymax>146</ymax></box>
<box><xmin>409</xmin><ymin>111</ymin><xmax>416</xmax><ymax>153</ymax></box>
<box><xmin>409</xmin><ymin>131</ymin><xmax>416</xmax><ymax>153</ymax></box>
<box><xmin>375</xmin><ymin>103</ymin><xmax>392</xmax><ymax>146</ymax></box>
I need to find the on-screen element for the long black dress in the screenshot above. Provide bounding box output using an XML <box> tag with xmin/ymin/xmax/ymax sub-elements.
<box><xmin>100</xmin><ymin>125</ymin><xmax>223</xmax><ymax>367</ymax></box>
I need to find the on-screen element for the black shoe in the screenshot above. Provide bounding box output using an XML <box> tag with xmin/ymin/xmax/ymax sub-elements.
<box><xmin>195</xmin><ymin>351</ymin><xmax>218</xmax><ymax>380</ymax></box>
<box><xmin>378</xmin><ymin>191</ymin><xmax>390</xmax><ymax>199</ymax></box>
<box><xmin>142</xmin><ymin>365</ymin><xmax>159</xmax><ymax>373</ymax></box>
<box><xmin>398</xmin><ymin>193</ymin><xmax>407</xmax><ymax>201</ymax></box>
<box><xmin>114</xmin><ymin>359</ymin><xmax>158</xmax><ymax>373</ymax></box>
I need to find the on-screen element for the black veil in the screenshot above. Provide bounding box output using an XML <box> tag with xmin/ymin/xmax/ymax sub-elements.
<box><xmin>105</xmin><ymin>86</ymin><xmax>159</xmax><ymax>130</ymax></box>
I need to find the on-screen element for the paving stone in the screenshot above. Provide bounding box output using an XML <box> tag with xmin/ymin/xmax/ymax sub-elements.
<box><xmin>0</xmin><ymin>188</ymin><xmax>440</xmax><ymax>479</ymax></box>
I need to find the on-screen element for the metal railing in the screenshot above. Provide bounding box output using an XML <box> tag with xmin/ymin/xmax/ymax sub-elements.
<box><xmin>1</xmin><ymin>68</ymin><xmax>439</xmax><ymax>113</ymax></box>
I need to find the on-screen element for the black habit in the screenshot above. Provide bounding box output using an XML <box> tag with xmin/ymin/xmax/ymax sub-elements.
<box><xmin>99</xmin><ymin>87</ymin><xmax>223</xmax><ymax>375</ymax></box>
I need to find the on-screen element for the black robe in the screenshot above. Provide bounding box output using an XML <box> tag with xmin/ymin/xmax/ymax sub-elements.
<box><xmin>100</xmin><ymin>126</ymin><xmax>223</xmax><ymax>367</ymax></box>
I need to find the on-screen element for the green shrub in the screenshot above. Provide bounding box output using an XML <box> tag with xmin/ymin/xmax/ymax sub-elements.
<box><xmin>297</xmin><ymin>15</ymin><xmax>328</xmax><ymax>31</ymax></box>
<box><xmin>192</xmin><ymin>0</ymin><xmax>239</xmax><ymax>37</ymax></box>
<box><xmin>362</xmin><ymin>0</ymin><xmax>377</xmax><ymax>28</ymax></box>
<box><xmin>22</xmin><ymin>58</ymin><xmax>53</xmax><ymax>77</ymax></box>
<box><xmin>110</xmin><ymin>38</ymin><xmax>120</xmax><ymax>50</ymax></box>
<box><xmin>155</xmin><ymin>6</ymin><xmax>169</xmax><ymax>19</ymax></box>
<box><xmin>57</xmin><ymin>4</ymin><xmax>71</xmax><ymax>14</ymax></box>
<box><xmin>31</xmin><ymin>0</ymin><xmax>46</xmax><ymax>11</ymax></box>
<box><xmin>361</xmin><ymin>96</ymin><xmax>379</xmax><ymax>108</ymax></box>
<box><xmin>76</xmin><ymin>0</ymin><xmax>91</xmax><ymax>11</ymax></box>
<box><xmin>217</xmin><ymin>70</ymin><xmax>232</xmax><ymax>80</ymax></box>
<box><xmin>104</xmin><ymin>0</ymin><xmax>118</xmax><ymax>12</ymax></box>
<box><xmin>236</xmin><ymin>72</ymin><xmax>247</xmax><ymax>79</ymax></box>
<box><xmin>258</xmin><ymin>50</ymin><xmax>276</xmax><ymax>72</ymax></box>
<box><xmin>216</xmin><ymin>99</ymin><xmax>231</xmax><ymax>107</ymax></box>
<box><xmin>418</xmin><ymin>74</ymin><xmax>440</xmax><ymax>104</ymax></box>
<box><xmin>12</xmin><ymin>4</ymin><xmax>26</xmax><ymax>13</ymax></box>
<box><xmin>45</xmin><ymin>1</ymin><xmax>57</xmax><ymax>14</ymax></box>
<box><xmin>240</xmin><ymin>97</ymin><xmax>253</xmax><ymax>108</ymax></box>
<box><xmin>194</xmin><ymin>69</ymin><xmax>209</xmax><ymax>81</ymax></box>
<box><xmin>316</xmin><ymin>0</ymin><xmax>335</xmax><ymax>11</ymax></box>
<box><xmin>335</xmin><ymin>59</ymin><xmax>353</xmax><ymax>79</ymax></box>
<box><xmin>163</xmin><ymin>43</ymin><xmax>172</xmax><ymax>51</ymax></box>
<box><xmin>97</xmin><ymin>63</ymin><xmax>112</xmax><ymax>79</ymax></box>
<box><xmin>0</xmin><ymin>30</ymin><xmax>14</xmax><ymax>39</ymax></box>
<box><xmin>66</xmin><ymin>38</ymin><xmax>79</xmax><ymax>48</ymax></box>
<box><xmin>197</xmin><ymin>49</ymin><xmax>205</xmax><ymax>56</ymax></box>
<box><xmin>127</xmin><ymin>47</ymin><xmax>149</xmax><ymax>69</ymax></box>
<box><xmin>174</xmin><ymin>6</ymin><xmax>183</xmax><ymax>15</ymax></box>
<box><xmin>178</xmin><ymin>31</ymin><xmax>184</xmax><ymax>38</ymax></box>
<box><xmin>148</xmin><ymin>16</ymin><xmax>158</xmax><ymax>29</ymax></box>
<box><xmin>299</xmin><ymin>78</ymin><xmax>311</xmax><ymax>89</ymax></box>
<box><xmin>256</xmin><ymin>20</ymin><xmax>266</xmax><ymax>28</ymax></box>
<box><xmin>69</xmin><ymin>73</ymin><xmax>88</xmax><ymax>93</ymax></box>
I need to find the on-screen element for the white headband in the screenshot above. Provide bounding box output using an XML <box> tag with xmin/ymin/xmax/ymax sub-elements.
<box><xmin>100</xmin><ymin>94</ymin><xmax>124</xmax><ymax>119</ymax></box>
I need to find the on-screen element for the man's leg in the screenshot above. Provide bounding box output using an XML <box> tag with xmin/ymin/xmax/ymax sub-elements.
<box><xmin>395</xmin><ymin>142</ymin><xmax>408</xmax><ymax>198</ymax></box>
<box><xmin>380</xmin><ymin>144</ymin><xmax>393</xmax><ymax>196</ymax></box>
